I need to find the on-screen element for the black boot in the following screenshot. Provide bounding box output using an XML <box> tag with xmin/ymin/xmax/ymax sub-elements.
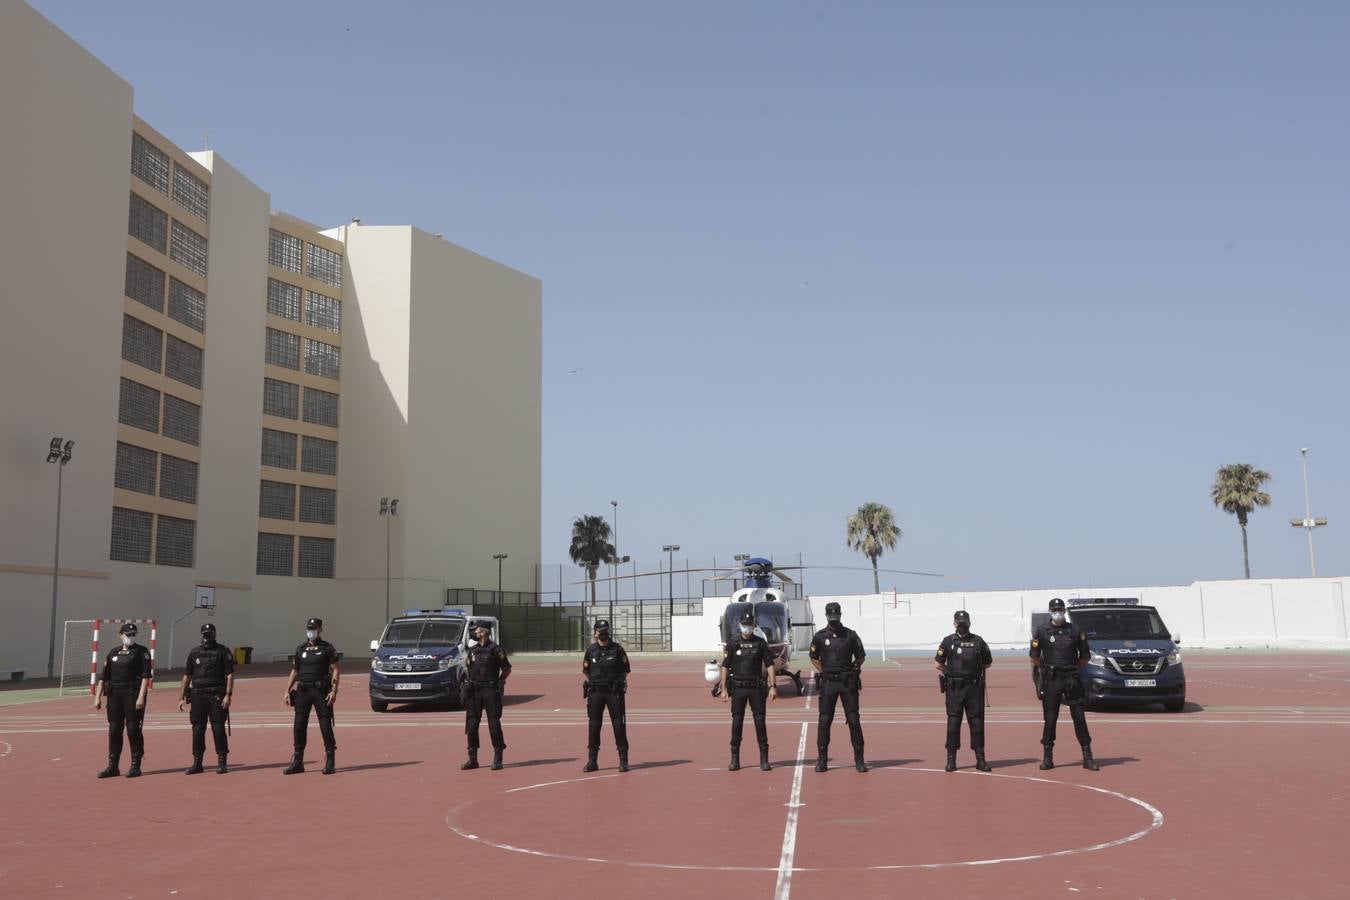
<box><xmin>126</xmin><ymin>754</ymin><xmax>142</xmax><ymax>778</ymax></box>
<box><xmin>814</xmin><ymin>751</ymin><xmax>828</xmax><ymax>773</ymax></box>
<box><xmin>854</xmin><ymin>749</ymin><xmax>869</xmax><ymax>773</ymax></box>
<box><xmin>974</xmin><ymin>752</ymin><xmax>991</xmax><ymax>773</ymax></box>
<box><xmin>945</xmin><ymin>751</ymin><xmax>957</xmax><ymax>772</ymax></box>
<box><xmin>728</xmin><ymin>750</ymin><xmax>740</xmax><ymax>771</ymax></box>
<box><xmin>1081</xmin><ymin>747</ymin><xmax>1100</xmax><ymax>771</ymax></box>
<box><xmin>185</xmin><ymin>755</ymin><xmax>204</xmax><ymax>775</ymax></box>
<box><xmin>1039</xmin><ymin>747</ymin><xmax>1054</xmax><ymax>771</ymax></box>
<box><xmin>215</xmin><ymin>754</ymin><xmax>228</xmax><ymax>775</ymax></box>
<box><xmin>97</xmin><ymin>754</ymin><xmax>120</xmax><ymax>779</ymax></box>
<box><xmin>491</xmin><ymin>749</ymin><xmax>504</xmax><ymax>771</ymax></box>
<box><xmin>583</xmin><ymin>751</ymin><xmax>599</xmax><ymax>773</ymax></box>
<box><xmin>283</xmin><ymin>753</ymin><xmax>305</xmax><ymax>775</ymax></box>
<box><xmin>618</xmin><ymin>751</ymin><xmax>629</xmax><ymax>773</ymax></box>
<box><xmin>461</xmin><ymin>749</ymin><xmax>479</xmax><ymax>770</ymax></box>
<box><xmin>759</xmin><ymin>749</ymin><xmax>772</xmax><ymax>772</ymax></box>
<box><xmin>322</xmin><ymin>750</ymin><xmax>336</xmax><ymax>775</ymax></box>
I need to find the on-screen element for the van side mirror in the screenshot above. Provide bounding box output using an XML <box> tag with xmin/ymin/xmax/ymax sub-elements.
<box><xmin>1174</xmin><ymin>634</ymin><xmax>1181</xmax><ymax>646</ymax></box>
<box><xmin>369</xmin><ymin>639</ymin><xmax>379</xmax><ymax>652</ymax></box>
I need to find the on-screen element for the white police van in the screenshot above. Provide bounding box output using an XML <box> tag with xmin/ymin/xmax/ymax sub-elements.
<box><xmin>367</xmin><ymin>608</ymin><xmax>501</xmax><ymax>712</ymax></box>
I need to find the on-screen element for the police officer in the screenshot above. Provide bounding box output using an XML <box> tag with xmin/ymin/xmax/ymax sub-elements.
<box><xmin>1030</xmin><ymin>598</ymin><xmax>1099</xmax><ymax>771</ymax></box>
<box><xmin>719</xmin><ymin>609</ymin><xmax>777</xmax><ymax>772</ymax></box>
<box><xmin>582</xmin><ymin>618</ymin><xmax>631</xmax><ymax>773</ymax></box>
<box><xmin>177</xmin><ymin>622</ymin><xmax>234</xmax><ymax>774</ymax></box>
<box><xmin>461</xmin><ymin>620</ymin><xmax>511</xmax><ymax>771</ymax></box>
<box><xmin>934</xmin><ymin>610</ymin><xmax>993</xmax><ymax>773</ymax></box>
<box><xmin>93</xmin><ymin>622</ymin><xmax>153</xmax><ymax>779</ymax></box>
<box><xmin>282</xmin><ymin>617</ymin><xmax>340</xmax><ymax>775</ymax></box>
<box><xmin>809</xmin><ymin>602</ymin><xmax>868</xmax><ymax>773</ymax></box>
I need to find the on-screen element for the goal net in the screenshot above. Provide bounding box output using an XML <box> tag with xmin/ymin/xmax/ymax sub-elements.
<box><xmin>60</xmin><ymin>619</ymin><xmax>157</xmax><ymax>695</ymax></box>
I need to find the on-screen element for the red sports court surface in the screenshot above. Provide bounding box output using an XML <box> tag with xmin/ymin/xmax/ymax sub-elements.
<box><xmin>2</xmin><ymin>651</ymin><xmax>1348</xmax><ymax>898</ymax></box>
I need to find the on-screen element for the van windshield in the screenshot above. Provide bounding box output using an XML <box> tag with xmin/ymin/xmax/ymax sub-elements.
<box><xmin>381</xmin><ymin>620</ymin><xmax>465</xmax><ymax>648</ymax></box>
<box><xmin>1070</xmin><ymin>610</ymin><xmax>1170</xmax><ymax>641</ymax></box>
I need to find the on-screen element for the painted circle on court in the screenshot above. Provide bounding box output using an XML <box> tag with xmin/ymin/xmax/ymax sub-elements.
<box><xmin>446</xmin><ymin>767</ymin><xmax>1164</xmax><ymax>872</ymax></box>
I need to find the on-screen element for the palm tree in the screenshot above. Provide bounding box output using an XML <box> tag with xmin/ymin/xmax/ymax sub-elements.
<box><xmin>568</xmin><ymin>515</ymin><xmax>615</xmax><ymax>605</ymax></box>
<box><xmin>1210</xmin><ymin>463</ymin><xmax>1272</xmax><ymax>579</ymax></box>
<box><xmin>846</xmin><ymin>502</ymin><xmax>902</xmax><ymax>594</ymax></box>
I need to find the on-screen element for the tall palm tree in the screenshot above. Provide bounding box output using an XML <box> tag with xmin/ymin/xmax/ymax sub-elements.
<box><xmin>1210</xmin><ymin>463</ymin><xmax>1272</xmax><ymax>579</ymax></box>
<box><xmin>846</xmin><ymin>502</ymin><xmax>902</xmax><ymax>594</ymax></box>
<box><xmin>568</xmin><ymin>514</ymin><xmax>615</xmax><ymax>605</ymax></box>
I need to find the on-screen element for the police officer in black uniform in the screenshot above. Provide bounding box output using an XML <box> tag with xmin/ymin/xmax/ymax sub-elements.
<box><xmin>719</xmin><ymin>609</ymin><xmax>777</xmax><ymax>772</ymax></box>
<box><xmin>282</xmin><ymin>617</ymin><xmax>341</xmax><ymax>775</ymax></box>
<box><xmin>461</xmin><ymin>620</ymin><xmax>511</xmax><ymax>771</ymax></box>
<box><xmin>93</xmin><ymin>622</ymin><xmax>153</xmax><ymax>779</ymax></box>
<box><xmin>582</xmin><ymin>618</ymin><xmax>631</xmax><ymax>773</ymax></box>
<box><xmin>177</xmin><ymin>622</ymin><xmax>234</xmax><ymax>774</ymax></box>
<box><xmin>1030</xmin><ymin>598</ymin><xmax>1099</xmax><ymax>771</ymax></box>
<box><xmin>935</xmin><ymin>610</ymin><xmax>993</xmax><ymax>773</ymax></box>
<box><xmin>809</xmin><ymin>602</ymin><xmax>868</xmax><ymax>773</ymax></box>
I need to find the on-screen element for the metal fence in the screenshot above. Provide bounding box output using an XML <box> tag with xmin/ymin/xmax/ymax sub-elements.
<box><xmin>449</xmin><ymin>588</ymin><xmax>702</xmax><ymax>652</ymax></box>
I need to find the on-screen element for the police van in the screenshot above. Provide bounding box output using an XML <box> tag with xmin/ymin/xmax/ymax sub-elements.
<box><xmin>1031</xmin><ymin>598</ymin><xmax>1186</xmax><ymax>712</ymax></box>
<box><xmin>367</xmin><ymin>608</ymin><xmax>500</xmax><ymax>712</ymax></box>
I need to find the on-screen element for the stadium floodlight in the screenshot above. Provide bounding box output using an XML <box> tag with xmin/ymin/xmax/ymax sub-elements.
<box><xmin>379</xmin><ymin>497</ymin><xmax>401</xmax><ymax>621</ymax></box>
<box><xmin>45</xmin><ymin>437</ymin><xmax>74</xmax><ymax>679</ymax></box>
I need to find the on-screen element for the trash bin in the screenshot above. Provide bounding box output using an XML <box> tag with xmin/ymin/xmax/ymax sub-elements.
<box><xmin>234</xmin><ymin>647</ymin><xmax>246</xmax><ymax>665</ymax></box>
<box><xmin>241</xmin><ymin>646</ymin><xmax>253</xmax><ymax>664</ymax></box>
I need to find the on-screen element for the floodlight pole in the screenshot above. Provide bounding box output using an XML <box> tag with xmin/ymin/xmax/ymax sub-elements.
<box><xmin>380</xmin><ymin>498</ymin><xmax>399</xmax><ymax>621</ymax></box>
<box><xmin>1299</xmin><ymin>448</ymin><xmax>1317</xmax><ymax>577</ymax></box>
<box><xmin>663</xmin><ymin>544</ymin><xmax>680</xmax><ymax>623</ymax></box>
<box><xmin>45</xmin><ymin>438</ymin><xmax>73</xmax><ymax>681</ymax></box>
<box><xmin>494</xmin><ymin>553</ymin><xmax>508</xmax><ymax>603</ymax></box>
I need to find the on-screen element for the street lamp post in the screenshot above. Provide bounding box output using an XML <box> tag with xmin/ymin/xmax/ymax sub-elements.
<box><xmin>1291</xmin><ymin>448</ymin><xmax>1328</xmax><ymax>577</ymax></box>
<box><xmin>379</xmin><ymin>498</ymin><xmax>399</xmax><ymax>621</ymax></box>
<box><xmin>609</xmin><ymin>501</ymin><xmax>619</xmax><ymax>621</ymax></box>
<box><xmin>493</xmin><ymin>553</ymin><xmax>508</xmax><ymax>603</ymax></box>
<box><xmin>45</xmin><ymin>437</ymin><xmax>73</xmax><ymax>681</ymax></box>
<box><xmin>662</xmin><ymin>544</ymin><xmax>680</xmax><ymax>624</ymax></box>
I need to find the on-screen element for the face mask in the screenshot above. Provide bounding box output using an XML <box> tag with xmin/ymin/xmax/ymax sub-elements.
<box><xmin>201</xmin><ymin>633</ymin><xmax>216</xmax><ymax>646</ymax></box>
<box><xmin>306</xmin><ymin>630</ymin><xmax>318</xmax><ymax>641</ymax></box>
<box><xmin>121</xmin><ymin>636</ymin><xmax>133</xmax><ymax>648</ymax></box>
<box><xmin>956</xmin><ymin>623</ymin><xmax>970</xmax><ymax>635</ymax></box>
<box><xmin>597</xmin><ymin>630</ymin><xmax>610</xmax><ymax>641</ymax></box>
<box><xmin>827</xmin><ymin>618</ymin><xmax>842</xmax><ymax>631</ymax></box>
<box><xmin>739</xmin><ymin>625</ymin><xmax>753</xmax><ymax>637</ymax></box>
<box><xmin>1050</xmin><ymin>612</ymin><xmax>1066</xmax><ymax>625</ymax></box>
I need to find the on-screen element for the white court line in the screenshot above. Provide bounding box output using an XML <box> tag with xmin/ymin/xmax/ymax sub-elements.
<box><xmin>774</xmin><ymin>722</ymin><xmax>809</xmax><ymax>900</ymax></box>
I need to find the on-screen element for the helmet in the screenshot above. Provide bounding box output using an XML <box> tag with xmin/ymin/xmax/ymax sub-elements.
<box><xmin>1048</xmin><ymin>598</ymin><xmax>1066</xmax><ymax>613</ymax></box>
<box><xmin>119</xmin><ymin>622</ymin><xmax>138</xmax><ymax>637</ymax></box>
<box><xmin>306</xmin><ymin>617</ymin><xmax>323</xmax><ymax>630</ymax></box>
<box><xmin>704</xmin><ymin>661</ymin><xmax>721</xmax><ymax>684</ymax></box>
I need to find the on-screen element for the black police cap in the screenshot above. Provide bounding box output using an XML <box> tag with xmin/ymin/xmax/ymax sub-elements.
<box><xmin>470</xmin><ymin>619</ymin><xmax>493</xmax><ymax>632</ymax></box>
<box><xmin>739</xmin><ymin>610</ymin><xmax>755</xmax><ymax>625</ymax></box>
<box><xmin>824</xmin><ymin>602</ymin><xmax>842</xmax><ymax>617</ymax></box>
<box><xmin>594</xmin><ymin>619</ymin><xmax>611</xmax><ymax>631</ymax></box>
<box><xmin>953</xmin><ymin>610</ymin><xmax>970</xmax><ymax>623</ymax></box>
<box><xmin>200</xmin><ymin>622</ymin><xmax>216</xmax><ymax>634</ymax></box>
<box><xmin>1048</xmin><ymin>598</ymin><xmax>1066</xmax><ymax>612</ymax></box>
<box><xmin>119</xmin><ymin>622</ymin><xmax>138</xmax><ymax>636</ymax></box>
<box><xmin>306</xmin><ymin>617</ymin><xmax>323</xmax><ymax>629</ymax></box>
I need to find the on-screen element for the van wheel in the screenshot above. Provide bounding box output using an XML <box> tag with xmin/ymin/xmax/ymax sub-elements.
<box><xmin>1164</xmin><ymin>697</ymin><xmax>1185</xmax><ymax>712</ymax></box>
<box><xmin>370</xmin><ymin>698</ymin><xmax>389</xmax><ymax>712</ymax></box>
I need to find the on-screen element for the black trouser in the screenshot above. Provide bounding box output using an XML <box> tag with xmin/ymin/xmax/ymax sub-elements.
<box><xmin>189</xmin><ymin>689</ymin><xmax>228</xmax><ymax>756</ymax></box>
<box><xmin>816</xmin><ymin>675</ymin><xmax>864</xmax><ymax>753</ymax></box>
<box><xmin>587</xmin><ymin>684</ymin><xmax>628</xmax><ymax>752</ymax></box>
<box><xmin>293</xmin><ymin>684</ymin><xmax>336</xmax><ymax>753</ymax></box>
<box><xmin>944</xmin><ymin>677</ymin><xmax>985</xmax><ymax>751</ymax></box>
<box><xmin>1042</xmin><ymin>668</ymin><xmax>1091</xmax><ymax>748</ymax></box>
<box><xmin>106</xmin><ymin>686</ymin><xmax>145</xmax><ymax>757</ymax></box>
<box><xmin>729</xmin><ymin>683</ymin><xmax>769</xmax><ymax>752</ymax></box>
<box><xmin>465</xmin><ymin>683</ymin><xmax>505</xmax><ymax>751</ymax></box>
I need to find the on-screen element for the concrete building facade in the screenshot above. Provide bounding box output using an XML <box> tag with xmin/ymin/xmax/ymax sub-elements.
<box><xmin>0</xmin><ymin>2</ymin><xmax>542</xmax><ymax>679</ymax></box>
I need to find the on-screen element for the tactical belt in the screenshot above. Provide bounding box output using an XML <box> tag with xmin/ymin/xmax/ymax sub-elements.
<box><xmin>947</xmin><ymin>675</ymin><xmax>977</xmax><ymax>687</ymax></box>
<box><xmin>1047</xmin><ymin>665</ymin><xmax>1080</xmax><ymax>673</ymax></box>
<box><xmin>732</xmin><ymin>676</ymin><xmax>766</xmax><ymax>689</ymax></box>
<box><xmin>297</xmin><ymin>681</ymin><xmax>328</xmax><ymax>689</ymax></box>
<box><xmin>190</xmin><ymin>685</ymin><xmax>225</xmax><ymax>693</ymax></box>
<box><xmin>470</xmin><ymin>680</ymin><xmax>499</xmax><ymax>687</ymax></box>
<box><xmin>820</xmin><ymin>671</ymin><xmax>851</xmax><ymax>681</ymax></box>
<box><xmin>588</xmin><ymin>679</ymin><xmax>622</xmax><ymax>690</ymax></box>
<box><xmin>108</xmin><ymin>682</ymin><xmax>139</xmax><ymax>689</ymax></box>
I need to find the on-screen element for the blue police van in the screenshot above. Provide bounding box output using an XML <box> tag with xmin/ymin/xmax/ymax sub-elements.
<box><xmin>367</xmin><ymin>608</ymin><xmax>499</xmax><ymax>712</ymax></box>
<box><xmin>1032</xmin><ymin>598</ymin><xmax>1186</xmax><ymax>712</ymax></box>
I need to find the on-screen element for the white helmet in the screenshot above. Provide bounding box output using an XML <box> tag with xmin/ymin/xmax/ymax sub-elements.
<box><xmin>703</xmin><ymin>661</ymin><xmax>721</xmax><ymax>684</ymax></box>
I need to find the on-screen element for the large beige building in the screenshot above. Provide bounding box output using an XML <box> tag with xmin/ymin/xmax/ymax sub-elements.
<box><xmin>0</xmin><ymin>3</ymin><xmax>542</xmax><ymax>678</ymax></box>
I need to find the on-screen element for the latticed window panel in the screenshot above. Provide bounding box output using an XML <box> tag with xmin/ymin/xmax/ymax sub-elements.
<box><xmin>168</xmin><ymin>278</ymin><xmax>206</xmax><ymax>332</ymax></box>
<box><xmin>121</xmin><ymin>315</ymin><xmax>163</xmax><ymax>373</ymax></box>
<box><xmin>298</xmin><ymin>536</ymin><xmax>336</xmax><ymax>578</ymax></box>
<box><xmin>169</xmin><ymin>220</ymin><xmax>208</xmax><ymax>276</ymax></box>
<box><xmin>256</xmin><ymin>532</ymin><xmax>295</xmax><ymax>576</ymax></box>
<box><xmin>162</xmin><ymin>394</ymin><xmax>201</xmax><ymax>446</ymax></box>
<box><xmin>114</xmin><ymin>442</ymin><xmax>157</xmax><ymax>495</ymax></box>
<box><xmin>130</xmin><ymin>133</ymin><xmax>169</xmax><ymax>194</ymax></box>
<box><xmin>128</xmin><ymin>192</ymin><xmax>168</xmax><ymax>253</ymax></box>
<box><xmin>125</xmin><ymin>253</ymin><xmax>166</xmax><ymax>312</ymax></box>
<box><xmin>267</xmin><ymin>278</ymin><xmax>301</xmax><ymax>321</ymax></box>
<box><xmin>303</xmin><ymin>387</ymin><xmax>339</xmax><ymax>427</ymax></box>
<box><xmin>301</xmin><ymin>436</ymin><xmax>338</xmax><ymax>475</ymax></box>
<box><xmin>165</xmin><ymin>335</ymin><xmax>204</xmax><ymax>389</ymax></box>
<box><xmin>265</xmin><ymin>328</ymin><xmax>300</xmax><ymax>370</ymax></box>
<box><xmin>259</xmin><ymin>480</ymin><xmax>296</xmax><ymax>520</ymax></box>
<box><xmin>118</xmin><ymin>378</ymin><xmax>160</xmax><ymax>433</ymax></box>
<box><xmin>268</xmin><ymin>229</ymin><xmax>303</xmax><ymax>272</ymax></box>
<box><xmin>299</xmin><ymin>486</ymin><xmax>337</xmax><ymax>525</ymax></box>
<box><xmin>303</xmin><ymin>338</ymin><xmax>340</xmax><ymax>380</ymax></box>
<box><xmin>305</xmin><ymin>291</ymin><xmax>341</xmax><ymax>333</ymax></box>
<box><xmin>263</xmin><ymin>377</ymin><xmax>300</xmax><ymax>419</ymax></box>
<box><xmin>158</xmin><ymin>454</ymin><xmax>198</xmax><ymax>504</ymax></box>
<box><xmin>261</xmin><ymin>428</ymin><xmax>297</xmax><ymax>469</ymax></box>
<box><xmin>171</xmin><ymin>165</ymin><xmax>209</xmax><ymax>220</ymax></box>
<box><xmin>110</xmin><ymin>507</ymin><xmax>153</xmax><ymax>564</ymax></box>
<box><xmin>154</xmin><ymin>515</ymin><xmax>195</xmax><ymax>567</ymax></box>
<box><xmin>306</xmin><ymin>244</ymin><xmax>343</xmax><ymax>287</ymax></box>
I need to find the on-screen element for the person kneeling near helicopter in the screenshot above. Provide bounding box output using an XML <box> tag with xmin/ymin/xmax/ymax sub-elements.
<box><xmin>809</xmin><ymin>602</ymin><xmax>868</xmax><ymax>773</ymax></box>
<box><xmin>720</xmin><ymin>609</ymin><xmax>777</xmax><ymax>771</ymax></box>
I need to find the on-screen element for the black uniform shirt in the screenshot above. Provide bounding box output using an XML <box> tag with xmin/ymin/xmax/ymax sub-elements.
<box><xmin>935</xmin><ymin>632</ymin><xmax>992</xmax><ymax>678</ymax></box>
<box><xmin>1029</xmin><ymin>622</ymin><xmax>1090</xmax><ymax>669</ymax></box>
<box><xmin>721</xmin><ymin>635</ymin><xmax>773</xmax><ymax>681</ymax></box>
<box><xmin>102</xmin><ymin>642</ymin><xmax>152</xmax><ymax>688</ymax></box>
<box><xmin>583</xmin><ymin>642</ymin><xmax>631</xmax><ymax>683</ymax></box>
<box><xmin>808</xmin><ymin>626</ymin><xmax>866</xmax><ymax>674</ymax></box>
<box><xmin>294</xmin><ymin>639</ymin><xmax>338</xmax><ymax>684</ymax></box>
<box><xmin>466</xmin><ymin>640</ymin><xmax>511</xmax><ymax>683</ymax></box>
<box><xmin>184</xmin><ymin>643</ymin><xmax>235</xmax><ymax>688</ymax></box>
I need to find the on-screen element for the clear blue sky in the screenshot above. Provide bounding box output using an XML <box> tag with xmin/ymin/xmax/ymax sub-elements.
<box><xmin>35</xmin><ymin>1</ymin><xmax>1348</xmax><ymax>594</ymax></box>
